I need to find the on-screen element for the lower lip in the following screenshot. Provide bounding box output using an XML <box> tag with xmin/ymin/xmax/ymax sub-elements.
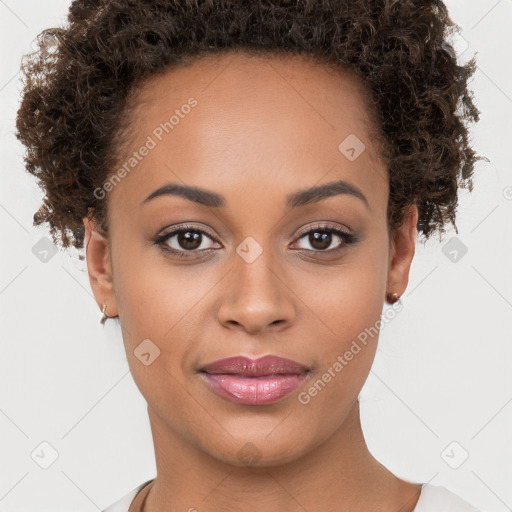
<box><xmin>200</xmin><ymin>372</ymin><xmax>309</xmax><ymax>405</ymax></box>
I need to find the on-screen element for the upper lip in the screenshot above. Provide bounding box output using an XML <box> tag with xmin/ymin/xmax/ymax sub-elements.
<box><xmin>199</xmin><ymin>355</ymin><xmax>310</xmax><ymax>377</ymax></box>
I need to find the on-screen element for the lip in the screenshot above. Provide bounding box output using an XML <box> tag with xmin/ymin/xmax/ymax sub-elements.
<box><xmin>200</xmin><ymin>355</ymin><xmax>310</xmax><ymax>376</ymax></box>
<box><xmin>199</xmin><ymin>355</ymin><xmax>310</xmax><ymax>405</ymax></box>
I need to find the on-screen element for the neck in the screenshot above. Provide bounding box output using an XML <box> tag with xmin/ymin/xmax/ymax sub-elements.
<box><xmin>143</xmin><ymin>399</ymin><xmax>421</xmax><ymax>512</ymax></box>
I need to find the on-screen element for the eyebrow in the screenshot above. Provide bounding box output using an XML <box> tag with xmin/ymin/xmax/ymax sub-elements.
<box><xmin>140</xmin><ymin>179</ymin><xmax>369</xmax><ymax>209</ymax></box>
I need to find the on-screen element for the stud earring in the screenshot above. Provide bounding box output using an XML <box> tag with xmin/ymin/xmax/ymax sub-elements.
<box><xmin>386</xmin><ymin>292</ymin><xmax>400</xmax><ymax>304</ymax></box>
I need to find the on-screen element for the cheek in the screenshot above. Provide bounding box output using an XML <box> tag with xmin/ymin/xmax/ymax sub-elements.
<box><xmin>112</xmin><ymin>237</ymin><xmax>213</xmax><ymax>337</ymax></box>
<box><xmin>295</xmin><ymin>237</ymin><xmax>389</xmax><ymax>394</ymax></box>
<box><xmin>296</xmin><ymin>281</ymin><xmax>384</xmax><ymax>436</ymax></box>
<box><xmin>296</xmin><ymin>239</ymin><xmax>389</xmax><ymax>343</ymax></box>
<box><xmin>111</xmin><ymin>245</ymin><xmax>226</xmax><ymax>392</ymax></box>
<box><xmin>111</xmin><ymin>252</ymin><xmax>201</xmax><ymax>408</ymax></box>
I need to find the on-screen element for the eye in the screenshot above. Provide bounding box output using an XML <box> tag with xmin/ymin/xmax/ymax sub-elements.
<box><xmin>154</xmin><ymin>222</ymin><xmax>358</xmax><ymax>260</ymax></box>
<box><xmin>291</xmin><ymin>224</ymin><xmax>357</xmax><ymax>254</ymax></box>
<box><xmin>154</xmin><ymin>224</ymin><xmax>221</xmax><ymax>258</ymax></box>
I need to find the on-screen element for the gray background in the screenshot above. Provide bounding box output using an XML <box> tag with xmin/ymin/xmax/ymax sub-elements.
<box><xmin>1</xmin><ymin>0</ymin><xmax>511</xmax><ymax>510</ymax></box>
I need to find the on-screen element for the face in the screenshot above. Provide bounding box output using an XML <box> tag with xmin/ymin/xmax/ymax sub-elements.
<box><xmin>84</xmin><ymin>51</ymin><xmax>417</xmax><ymax>467</ymax></box>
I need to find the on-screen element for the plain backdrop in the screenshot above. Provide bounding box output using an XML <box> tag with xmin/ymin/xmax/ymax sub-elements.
<box><xmin>1</xmin><ymin>0</ymin><xmax>511</xmax><ymax>510</ymax></box>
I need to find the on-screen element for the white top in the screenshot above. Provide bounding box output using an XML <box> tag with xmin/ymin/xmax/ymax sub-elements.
<box><xmin>102</xmin><ymin>480</ymin><xmax>481</xmax><ymax>511</ymax></box>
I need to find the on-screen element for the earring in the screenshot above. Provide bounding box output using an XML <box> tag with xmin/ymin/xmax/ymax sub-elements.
<box><xmin>100</xmin><ymin>303</ymin><xmax>111</xmax><ymax>325</ymax></box>
<box><xmin>386</xmin><ymin>292</ymin><xmax>400</xmax><ymax>304</ymax></box>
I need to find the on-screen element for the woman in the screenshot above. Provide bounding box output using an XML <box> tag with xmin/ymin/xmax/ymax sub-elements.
<box><xmin>15</xmin><ymin>0</ymin><xmax>485</xmax><ymax>510</ymax></box>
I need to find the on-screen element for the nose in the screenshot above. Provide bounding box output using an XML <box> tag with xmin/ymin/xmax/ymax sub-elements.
<box><xmin>217</xmin><ymin>246</ymin><xmax>296</xmax><ymax>336</ymax></box>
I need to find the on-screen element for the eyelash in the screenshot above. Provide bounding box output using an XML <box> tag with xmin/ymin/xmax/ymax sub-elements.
<box><xmin>154</xmin><ymin>223</ymin><xmax>358</xmax><ymax>259</ymax></box>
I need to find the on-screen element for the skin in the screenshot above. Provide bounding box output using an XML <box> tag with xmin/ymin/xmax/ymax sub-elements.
<box><xmin>83</xmin><ymin>51</ymin><xmax>421</xmax><ymax>511</ymax></box>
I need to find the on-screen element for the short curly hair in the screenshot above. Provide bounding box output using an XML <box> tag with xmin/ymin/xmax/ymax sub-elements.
<box><xmin>15</xmin><ymin>0</ymin><xmax>485</xmax><ymax>253</ymax></box>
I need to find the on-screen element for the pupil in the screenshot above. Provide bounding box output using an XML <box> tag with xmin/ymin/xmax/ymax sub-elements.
<box><xmin>310</xmin><ymin>231</ymin><xmax>331</xmax><ymax>250</ymax></box>
<box><xmin>179</xmin><ymin>231</ymin><xmax>201</xmax><ymax>250</ymax></box>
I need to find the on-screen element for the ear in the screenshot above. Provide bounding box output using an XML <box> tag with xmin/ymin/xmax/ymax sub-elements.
<box><xmin>83</xmin><ymin>216</ymin><xmax>118</xmax><ymax>317</ymax></box>
<box><xmin>386</xmin><ymin>204</ymin><xmax>418</xmax><ymax>301</ymax></box>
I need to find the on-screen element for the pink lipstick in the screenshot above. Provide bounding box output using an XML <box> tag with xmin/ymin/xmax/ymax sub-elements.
<box><xmin>199</xmin><ymin>355</ymin><xmax>310</xmax><ymax>405</ymax></box>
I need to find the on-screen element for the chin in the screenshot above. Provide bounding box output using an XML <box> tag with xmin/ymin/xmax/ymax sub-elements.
<box><xmin>204</xmin><ymin>435</ymin><xmax>313</xmax><ymax>469</ymax></box>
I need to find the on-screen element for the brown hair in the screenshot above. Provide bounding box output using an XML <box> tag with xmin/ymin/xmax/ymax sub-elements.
<box><xmin>15</xmin><ymin>0</ymin><xmax>485</xmax><ymax>253</ymax></box>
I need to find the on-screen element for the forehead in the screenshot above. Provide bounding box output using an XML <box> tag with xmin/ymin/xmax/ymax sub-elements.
<box><xmin>109</xmin><ymin>51</ymin><xmax>387</xmax><ymax>213</ymax></box>
<box><xmin>130</xmin><ymin>51</ymin><xmax>377</xmax><ymax>139</ymax></box>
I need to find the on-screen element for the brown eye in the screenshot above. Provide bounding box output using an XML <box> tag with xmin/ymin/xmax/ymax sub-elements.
<box><xmin>292</xmin><ymin>224</ymin><xmax>358</xmax><ymax>254</ymax></box>
<box><xmin>307</xmin><ymin>230</ymin><xmax>333</xmax><ymax>251</ymax></box>
<box><xmin>155</xmin><ymin>224</ymin><xmax>221</xmax><ymax>257</ymax></box>
<box><xmin>174</xmin><ymin>230</ymin><xmax>203</xmax><ymax>250</ymax></box>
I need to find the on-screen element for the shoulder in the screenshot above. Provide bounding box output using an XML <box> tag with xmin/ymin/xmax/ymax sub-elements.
<box><xmin>415</xmin><ymin>484</ymin><xmax>481</xmax><ymax>512</ymax></box>
<box><xmin>102</xmin><ymin>479</ymin><xmax>155</xmax><ymax>512</ymax></box>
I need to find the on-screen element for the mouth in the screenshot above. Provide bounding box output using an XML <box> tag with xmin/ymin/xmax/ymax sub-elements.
<box><xmin>199</xmin><ymin>354</ymin><xmax>310</xmax><ymax>376</ymax></box>
<box><xmin>198</xmin><ymin>355</ymin><xmax>310</xmax><ymax>405</ymax></box>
